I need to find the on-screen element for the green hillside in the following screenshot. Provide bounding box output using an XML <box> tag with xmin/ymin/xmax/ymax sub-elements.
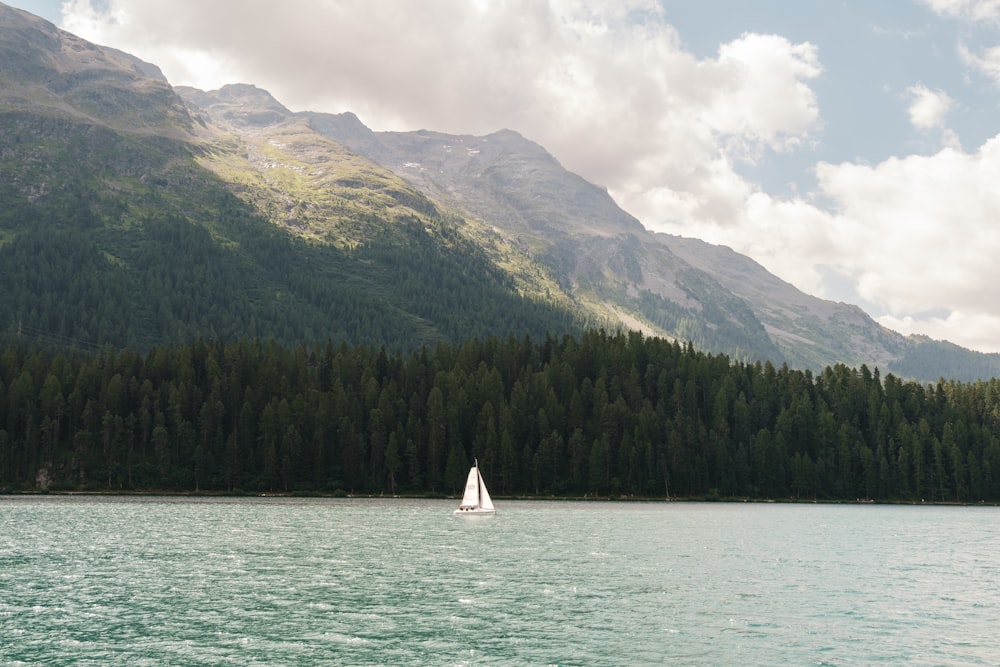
<box><xmin>0</xmin><ymin>107</ymin><xmax>584</xmax><ymax>351</ymax></box>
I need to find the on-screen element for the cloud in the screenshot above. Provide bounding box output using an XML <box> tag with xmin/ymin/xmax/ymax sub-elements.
<box><xmin>959</xmin><ymin>42</ymin><xmax>1000</xmax><ymax>86</ymax></box>
<box><xmin>880</xmin><ymin>311</ymin><xmax>1000</xmax><ymax>354</ymax></box>
<box><xmin>811</xmin><ymin>139</ymin><xmax>1000</xmax><ymax>352</ymax></box>
<box><xmin>921</xmin><ymin>0</ymin><xmax>1000</xmax><ymax>22</ymax></box>
<box><xmin>924</xmin><ymin>0</ymin><xmax>1000</xmax><ymax>91</ymax></box>
<box><xmin>906</xmin><ymin>84</ymin><xmax>954</xmax><ymax>129</ymax></box>
<box><xmin>926</xmin><ymin>0</ymin><xmax>1000</xmax><ymax>90</ymax></box>
<box><xmin>682</xmin><ymin>137</ymin><xmax>1000</xmax><ymax>354</ymax></box>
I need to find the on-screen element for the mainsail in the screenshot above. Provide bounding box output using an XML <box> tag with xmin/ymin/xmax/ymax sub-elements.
<box><xmin>459</xmin><ymin>466</ymin><xmax>481</xmax><ymax>508</ymax></box>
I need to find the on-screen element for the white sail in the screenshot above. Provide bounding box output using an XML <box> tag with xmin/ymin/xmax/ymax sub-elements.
<box><xmin>454</xmin><ymin>460</ymin><xmax>496</xmax><ymax>515</ymax></box>
<box><xmin>476</xmin><ymin>468</ymin><xmax>495</xmax><ymax>511</ymax></box>
<box><xmin>459</xmin><ymin>466</ymin><xmax>481</xmax><ymax>508</ymax></box>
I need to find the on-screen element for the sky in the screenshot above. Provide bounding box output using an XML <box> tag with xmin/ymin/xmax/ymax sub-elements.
<box><xmin>9</xmin><ymin>0</ymin><xmax>1000</xmax><ymax>354</ymax></box>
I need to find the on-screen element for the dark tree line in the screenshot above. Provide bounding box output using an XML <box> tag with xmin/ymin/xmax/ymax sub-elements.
<box><xmin>2</xmin><ymin>330</ymin><xmax>1000</xmax><ymax>501</ymax></box>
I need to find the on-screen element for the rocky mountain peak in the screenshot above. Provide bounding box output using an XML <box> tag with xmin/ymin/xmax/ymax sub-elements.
<box><xmin>177</xmin><ymin>83</ymin><xmax>292</xmax><ymax>129</ymax></box>
<box><xmin>0</xmin><ymin>2</ymin><xmax>191</xmax><ymax>133</ymax></box>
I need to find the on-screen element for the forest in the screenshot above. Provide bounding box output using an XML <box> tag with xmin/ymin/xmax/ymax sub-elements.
<box><xmin>0</xmin><ymin>204</ymin><xmax>585</xmax><ymax>353</ymax></box>
<box><xmin>2</xmin><ymin>329</ymin><xmax>1000</xmax><ymax>502</ymax></box>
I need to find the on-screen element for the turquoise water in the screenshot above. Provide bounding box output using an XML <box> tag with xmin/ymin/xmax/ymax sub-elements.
<box><xmin>2</xmin><ymin>497</ymin><xmax>999</xmax><ymax>665</ymax></box>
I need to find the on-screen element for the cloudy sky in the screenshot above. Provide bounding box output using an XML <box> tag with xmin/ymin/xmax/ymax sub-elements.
<box><xmin>10</xmin><ymin>0</ymin><xmax>1000</xmax><ymax>353</ymax></box>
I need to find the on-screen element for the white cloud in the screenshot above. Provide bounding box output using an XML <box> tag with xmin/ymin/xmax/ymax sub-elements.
<box><xmin>667</xmin><ymin>136</ymin><xmax>1000</xmax><ymax>354</ymax></box>
<box><xmin>922</xmin><ymin>0</ymin><xmax>1000</xmax><ymax>21</ymax></box>
<box><xmin>708</xmin><ymin>142</ymin><xmax>1000</xmax><ymax>354</ymax></box>
<box><xmin>709</xmin><ymin>34</ymin><xmax>821</xmax><ymax>151</ymax></box>
<box><xmin>810</xmin><ymin>139</ymin><xmax>1000</xmax><ymax>352</ymax></box>
<box><xmin>906</xmin><ymin>84</ymin><xmax>954</xmax><ymax>129</ymax></box>
<box><xmin>959</xmin><ymin>42</ymin><xmax>1000</xmax><ymax>86</ymax></box>
<box><xmin>928</xmin><ymin>0</ymin><xmax>1000</xmax><ymax>91</ymax></box>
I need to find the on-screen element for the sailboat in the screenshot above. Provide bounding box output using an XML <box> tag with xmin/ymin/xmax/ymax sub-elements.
<box><xmin>453</xmin><ymin>459</ymin><xmax>496</xmax><ymax>515</ymax></box>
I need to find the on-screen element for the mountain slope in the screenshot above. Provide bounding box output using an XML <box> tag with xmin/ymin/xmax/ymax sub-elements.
<box><xmin>308</xmin><ymin>115</ymin><xmax>785</xmax><ymax>362</ymax></box>
<box><xmin>176</xmin><ymin>84</ymin><xmax>445</xmax><ymax>245</ymax></box>
<box><xmin>659</xmin><ymin>234</ymin><xmax>906</xmax><ymax>370</ymax></box>
<box><xmin>308</xmin><ymin>111</ymin><xmax>1000</xmax><ymax>381</ymax></box>
<box><xmin>0</xmin><ymin>4</ymin><xmax>191</xmax><ymax>134</ymax></box>
<box><xmin>0</xmin><ymin>4</ymin><xmax>586</xmax><ymax>351</ymax></box>
<box><xmin>176</xmin><ymin>83</ymin><xmax>584</xmax><ymax>315</ymax></box>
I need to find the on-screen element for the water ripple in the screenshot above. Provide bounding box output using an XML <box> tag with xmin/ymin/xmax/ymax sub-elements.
<box><xmin>2</xmin><ymin>497</ymin><xmax>1000</xmax><ymax>665</ymax></box>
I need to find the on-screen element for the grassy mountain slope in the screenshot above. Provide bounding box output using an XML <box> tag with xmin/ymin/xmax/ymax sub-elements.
<box><xmin>176</xmin><ymin>85</ymin><xmax>443</xmax><ymax>245</ymax></box>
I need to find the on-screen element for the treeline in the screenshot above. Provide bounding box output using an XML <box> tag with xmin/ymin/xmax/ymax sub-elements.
<box><xmin>2</xmin><ymin>331</ymin><xmax>1000</xmax><ymax>501</ymax></box>
<box><xmin>892</xmin><ymin>336</ymin><xmax>1000</xmax><ymax>387</ymax></box>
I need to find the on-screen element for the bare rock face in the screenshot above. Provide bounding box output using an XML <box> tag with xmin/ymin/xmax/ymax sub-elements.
<box><xmin>176</xmin><ymin>83</ymin><xmax>292</xmax><ymax>130</ymax></box>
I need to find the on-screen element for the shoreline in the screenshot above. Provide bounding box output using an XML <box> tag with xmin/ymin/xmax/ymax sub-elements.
<box><xmin>3</xmin><ymin>489</ymin><xmax>996</xmax><ymax>506</ymax></box>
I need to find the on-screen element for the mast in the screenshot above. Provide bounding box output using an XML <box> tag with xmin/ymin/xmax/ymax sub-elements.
<box><xmin>474</xmin><ymin>458</ymin><xmax>481</xmax><ymax>508</ymax></box>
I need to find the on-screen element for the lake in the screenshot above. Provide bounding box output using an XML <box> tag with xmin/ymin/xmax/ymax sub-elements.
<box><xmin>1</xmin><ymin>497</ymin><xmax>998</xmax><ymax>665</ymax></box>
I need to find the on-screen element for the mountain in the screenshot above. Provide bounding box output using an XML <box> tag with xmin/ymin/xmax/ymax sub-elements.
<box><xmin>0</xmin><ymin>4</ymin><xmax>583</xmax><ymax>350</ymax></box>
<box><xmin>0</xmin><ymin>4</ymin><xmax>190</xmax><ymax>133</ymax></box>
<box><xmin>305</xmin><ymin>116</ymin><xmax>782</xmax><ymax>358</ymax></box>
<box><xmin>658</xmin><ymin>235</ymin><xmax>904</xmax><ymax>371</ymax></box>
<box><xmin>2</xmin><ymin>2</ymin><xmax>999</xmax><ymax>382</ymax></box>
<box><xmin>304</xmin><ymin>111</ymin><xmax>1000</xmax><ymax>381</ymax></box>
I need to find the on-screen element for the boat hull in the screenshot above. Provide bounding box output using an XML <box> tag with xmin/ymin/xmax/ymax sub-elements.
<box><xmin>453</xmin><ymin>507</ymin><xmax>496</xmax><ymax>516</ymax></box>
